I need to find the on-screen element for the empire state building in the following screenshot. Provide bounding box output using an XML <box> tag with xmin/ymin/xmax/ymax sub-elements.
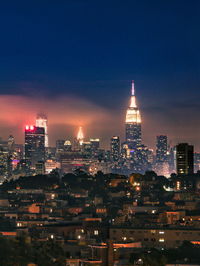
<box><xmin>125</xmin><ymin>81</ymin><xmax>142</xmax><ymax>148</ymax></box>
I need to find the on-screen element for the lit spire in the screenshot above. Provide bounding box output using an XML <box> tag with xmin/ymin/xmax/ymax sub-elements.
<box><xmin>130</xmin><ymin>80</ymin><xmax>137</xmax><ymax>108</ymax></box>
<box><xmin>131</xmin><ymin>80</ymin><xmax>135</xmax><ymax>96</ymax></box>
<box><xmin>125</xmin><ymin>81</ymin><xmax>141</xmax><ymax>124</ymax></box>
<box><xmin>77</xmin><ymin>126</ymin><xmax>84</xmax><ymax>145</ymax></box>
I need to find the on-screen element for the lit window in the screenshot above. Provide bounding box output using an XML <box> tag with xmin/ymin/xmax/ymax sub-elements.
<box><xmin>94</xmin><ymin>230</ymin><xmax>99</xmax><ymax>235</ymax></box>
<box><xmin>159</xmin><ymin>231</ymin><xmax>165</xmax><ymax>234</ymax></box>
<box><xmin>159</xmin><ymin>238</ymin><xmax>165</xmax><ymax>242</ymax></box>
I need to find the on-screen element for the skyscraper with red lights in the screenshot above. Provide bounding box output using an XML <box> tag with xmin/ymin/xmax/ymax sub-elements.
<box><xmin>24</xmin><ymin>126</ymin><xmax>45</xmax><ymax>169</ymax></box>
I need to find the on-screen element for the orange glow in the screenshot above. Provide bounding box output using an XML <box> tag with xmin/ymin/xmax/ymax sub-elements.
<box><xmin>191</xmin><ymin>241</ymin><xmax>200</xmax><ymax>245</ymax></box>
<box><xmin>113</xmin><ymin>242</ymin><xmax>141</xmax><ymax>248</ymax></box>
<box><xmin>28</xmin><ymin>203</ymin><xmax>40</xmax><ymax>213</ymax></box>
<box><xmin>0</xmin><ymin>232</ymin><xmax>16</xmax><ymax>236</ymax></box>
<box><xmin>77</xmin><ymin>126</ymin><xmax>84</xmax><ymax>145</ymax></box>
<box><xmin>90</xmin><ymin>242</ymin><xmax>142</xmax><ymax>249</ymax></box>
<box><xmin>0</xmin><ymin>94</ymin><xmax>111</xmax><ymax>147</ymax></box>
<box><xmin>84</xmin><ymin>218</ymin><xmax>102</xmax><ymax>221</ymax></box>
<box><xmin>136</xmin><ymin>186</ymin><xmax>140</xmax><ymax>191</ymax></box>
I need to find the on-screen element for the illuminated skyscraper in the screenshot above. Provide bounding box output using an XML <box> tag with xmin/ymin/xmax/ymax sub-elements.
<box><xmin>125</xmin><ymin>81</ymin><xmax>142</xmax><ymax>148</ymax></box>
<box><xmin>25</xmin><ymin>126</ymin><xmax>45</xmax><ymax>168</ymax></box>
<box><xmin>36</xmin><ymin>114</ymin><xmax>48</xmax><ymax>147</ymax></box>
<box><xmin>176</xmin><ymin>143</ymin><xmax>194</xmax><ymax>175</ymax></box>
<box><xmin>90</xmin><ymin>139</ymin><xmax>100</xmax><ymax>151</ymax></box>
<box><xmin>77</xmin><ymin>126</ymin><xmax>84</xmax><ymax>145</ymax></box>
<box><xmin>90</xmin><ymin>138</ymin><xmax>100</xmax><ymax>156</ymax></box>
<box><xmin>110</xmin><ymin>136</ymin><xmax>120</xmax><ymax>162</ymax></box>
<box><xmin>156</xmin><ymin>135</ymin><xmax>168</xmax><ymax>162</ymax></box>
<box><xmin>64</xmin><ymin>140</ymin><xmax>72</xmax><ymax>151</ymax></box>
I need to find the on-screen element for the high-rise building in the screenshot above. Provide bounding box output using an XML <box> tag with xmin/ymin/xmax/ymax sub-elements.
<box><xmin>35</xmin><ymin>161</ymin><xmax>45</xmax><ymax>175</ymax></box>
<box><xmin>36</xmin><ymin>114</ymin><xmax>48</xmax><ymax>147</ymax></box>
<box><xmin>125</xmin><ymin>81</ymin><xmax>142</xmax><ymax>149</ymax></box>
<box><xmin>77</xmin><ymin>126</ymin><xmax>84</xmax><ymax>145</ymax></box>
<box><xmin>176</xmin><ymin>143</ymin><xmax>194</xmax><ymax>175</ymax></box>
<box><xmin>25</xmin><ymin>126</ymin><xmax>45</xmax><ymax>168</ymax></box>
<box><xmin>194</xmin><ymin>152</ymin><xmax>200</xmax><ymax>172</ymax></box>
<box><xmin>168</xmin><ymin>146</ymin><xmax>176</xmax><ymax>173</ymax></box>
<box><xmin>156</xmin><ymin>135</ymin><xmax>168</xmax><ymax>162</ymax></box>
<box><xmin>8</xmin><ymin>135</ymin><xmax>15</xmax><ymax>154</ymax></box>
<box><xmin>56</xmin><ymin>139</ymin><xmax>65</xmax><ymax>153</ymax></box>
<box><xmin>90</xmin><ymin>139</ymin><xmax>100</xmax><ymax>151</ymax></box>
<box><xmin>64</xmin><ymin>140</ymin><xmax>72</xmax><ymax>151</ymax></box>
<box><xmin>111</xmin><ymin>136</ymin><xmax>120</xmax><ymax>162</ymax></box>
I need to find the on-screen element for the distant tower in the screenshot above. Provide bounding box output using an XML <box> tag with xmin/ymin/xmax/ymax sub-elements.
<box><xmin>77</xmin><ymin>126</ymin><xmax>84</xmax><ymax>145</ymax></box>
<box><xmin>36</xmin><ymin>114</ymin><xmax>48</xmax><ymax>147</ymax></box>
<box><xmin>156</xmin><ymin>135</ymin><xmax>168</xmax><ymax>162</ymax></box>
<box><xmin>8</xmin><ymin>135</ymin><xmax>15</xmax><ymax>153</ymax></box>
<box><xmin>25</xmin><ymin>125</ymin><xmax>45</xmax><ymax>168</ymax></box>
<box><xmin>125</xmin><ymin>81</ymin><xmax>142</xmax><ymax>148</ymax></box>
<box><xmin>56</xmin><ymin>139</ymin><xmax>65</xmax><ymax>153</ymax></box>
<box><xmin>90</xmin><ymin>138</ymin><xmax>100</xmax><ymax>155</ymax></box>
<box><xmin>110</xmin><ymin>136</ymin><xmax>120</xmax><ymax>162</ymax></box>
<box><xmin>176</xmin><ymin>143</ymin><xmax>194</xmax><ymax>175</ymax></box>
<box><xmin>64</xmin><ymin>140</ymin><xmax>72</xmax><ymax>151</ymax></box>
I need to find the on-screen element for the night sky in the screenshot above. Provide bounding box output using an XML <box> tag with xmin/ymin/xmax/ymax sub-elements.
<box><xmin>0</xmin><ymin>1</ymin><xmax>200</xmax><ymax>150</ymax></box>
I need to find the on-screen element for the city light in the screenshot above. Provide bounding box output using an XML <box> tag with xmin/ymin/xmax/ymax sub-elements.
<box><xmin>0</xmin><ymin>3</ymin><xmax>199</xmax><ymax>265</ymax></box>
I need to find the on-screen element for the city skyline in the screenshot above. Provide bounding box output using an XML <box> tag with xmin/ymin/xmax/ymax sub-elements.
<box><xmin>0</xmin><ymin>1</ymin><xmax>199</xmax><ymax>150</ymax></box>
<box><xmin>0</xmin><ymin>80</ymin><xmax>198</xmax><ymax>152</ymax></box>
<box><xmin>0</xmin><ymin>81</ymin><xmax>198</xmax><ymax>151</ymax></box>
<box><xmin>1</xmin><ymin>3</ymin><xmax>200</xmax><ymax>265</ymax></box>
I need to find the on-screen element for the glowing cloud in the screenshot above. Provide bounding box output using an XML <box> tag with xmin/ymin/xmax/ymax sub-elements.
<box><xmin>0</xmin><ymin>94</ymin><xmax>114</xmax><ymax>146</ymax></box>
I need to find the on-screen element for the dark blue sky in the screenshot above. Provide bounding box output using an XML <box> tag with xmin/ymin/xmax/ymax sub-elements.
<box><xmin>0</xmin><ymin>1</ymin><xmax>200</xmax><ymax>149</ymax></box>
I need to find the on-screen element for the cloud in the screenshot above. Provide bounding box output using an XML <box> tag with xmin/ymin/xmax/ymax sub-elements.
<box><xmin>0</xmin><ymin>94</ymin><xmax>114</xmax><ymax>146</ymax></box>
<box><xmin>141</xmin><ymin>97</ymin><xmax>200</xmax><ymax>151</ymax></box>
<box><xmin>0</xmin><ymin>93</ymin><xmax>200</xmax><ymax>151</ymax></box>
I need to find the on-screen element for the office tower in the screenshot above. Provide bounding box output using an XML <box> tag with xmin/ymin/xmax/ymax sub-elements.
<box><xmin>64</xmin><ymin>140</ymin><xmax>72</xmax><ymax>151</ymax></box>
<box><xmin>35</xmin><ymin>161</ymin><xmax>45</xmax><ymax>175</ymax></box>
<box><xmin>168</xmin><ymin>146</ymin><xmax>176</xmax><ymax>173</ymax></box>
<box><xmin>176</xmin><ymin>143</ymin><xmax>194</xmax><ymax>175</ymax></box>
<box><xmin>130</xmin><ymin>144</ymin><xmax>150</xmax><ymax>173</ymax></box>
<box><xmin>125</xmin><ymin>81</ymin><xmax>142</xmax><ymax>149</ymax></box>
<box><xmin>0</xmin><ymin>140</ymin><xmax>9</xmax><ymax>177</ymax></box>
<box><xmin>25</xmin><ymin>126</ymin><xmax>45</xmax><ymax>168</ymax></box>
<box><xmin>8</xmin><ymin>135</ymin><xmax>15</xmax><ymax>154</ymax></box>
<box><xmin>36</xmin><ymin>113</ymin><xmax>48</xmax><ymax>147</ymax></box>
<box><xmin>82</xmin><ymin>141</ymin><xmax>92</xmax><ymax>154</ymax></box>
<box><xmin>56</xmin><ymin>139</ymin><xmax>65</xmax><ymax>153</ymax></box>
<box><xmin>90</xmin><ymin>139</ymin><xmax>100</xmax><ymax>152</ymax></box>
<box><xmin>110</xmin><ymin>136</ymin><xmax>120</xmax><ymax>162</ymax></box>
<box><xmin>156</xmin><ymin>135</ymin><xmax>168</xmax><ymax>162</ymax></box>
<box><xmin>194</xmin><ymin>152</ymin><xmax>200</xmax><ymax>172</ymax></box>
